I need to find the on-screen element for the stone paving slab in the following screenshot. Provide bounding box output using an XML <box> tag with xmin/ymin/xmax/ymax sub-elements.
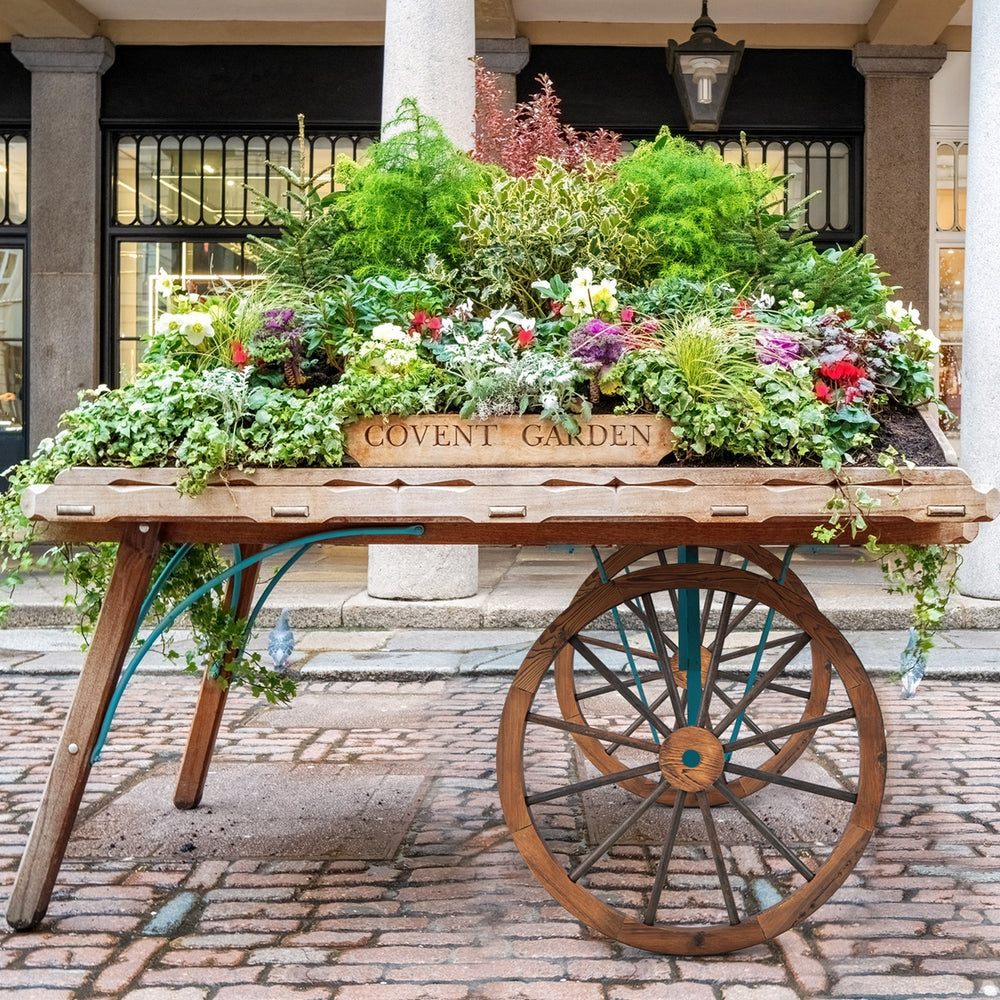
<box><xmin>2</xmin><ymin>670</ymin><xmax>1000</xmax><ymax>998</ymax></box>
<box><xmin>7</xmin><ymin>543</ymin><xmax>1000</xmax><ymax>633</ymax></box>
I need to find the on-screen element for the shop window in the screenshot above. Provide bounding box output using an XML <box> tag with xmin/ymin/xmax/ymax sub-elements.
<box><xmin>0</xmin><ymin>132</ymin><xmax>27</xmax><ymax>470</ymax></box>
<box><xmin>0</xmin><ymin>134</ymin><xmax>27</xmax><ymax>226</ymax></box>
<box><xmin>931</xmin><ymin>132</ymin><xmax>968</xmax><ymax>432</ymax></box>
<box><xmin>109</xmin><ymin>128</ymin><xmax>376</xmax><ymax>382</ymax></box>
<box><xmin>696</xmin><ymin>136</ymin><xmax>856</xmax><ymax>240</ymax></box>
<box><xmin>113</xmin><ymin>131</ymin><xmax>374</xmax><ymax>228</ymax></box>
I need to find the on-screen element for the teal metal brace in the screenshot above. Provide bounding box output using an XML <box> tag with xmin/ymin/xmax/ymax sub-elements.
<box><xmin>91</xmin><ymin>524</ymin><xmax>424</xmax><ymax>762</ymax></box>
<box><xmin>677</xmin><ymin>546</ymin><xmax>702</xmax><ymax>726</ymax></box>
<box><xmin>588</xmin><ymin>545</ymin><xmax>659</xmax><ymax>743</ymax></box>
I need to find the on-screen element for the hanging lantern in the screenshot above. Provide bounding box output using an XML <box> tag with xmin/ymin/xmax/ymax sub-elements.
<box><xmin>667</xmin><ymin>1</ymin><xmax>744</xmax><ymax>132</ymax></box>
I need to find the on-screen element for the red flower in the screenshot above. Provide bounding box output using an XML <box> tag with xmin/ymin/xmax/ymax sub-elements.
<box><xmin>820</xmin><ymin>360</ymin><xmax>867</xmax><ymax>383</ymax></box>
<box><xmin>550</xmin><ymin>300</ymin><xmax>565</xmax><ymax>318</ymax></box>
<box><xmin>516</xmin><ymin>327</ymin><xmax>535</xmax><ymax>349</ymax></box>
<box><xmin>733</xmin><ymin>299</ymin><xmax>756</xmax><ymax>322</ymax></box>
<box><xmin>232</xmin><ymin>341</ymin><xmax>248</xmax><ymax>365</ymax></box>
<box><xmin>814</xmin><ymin>380</ymin><xmax>831</xmax><ymax>403</ymax></box>
<box><xmin>620</xmin><ymin>306</ymin><xmax>636</xmax><ymax>324</ymax></box>
<box><xmin>410</xmin><ymin>311</ymin><xmax>445</xmax><ymax>340</ymax></box>
<box><xmin>844</xmin><ymin>385</ymin><xmax>864</xmax><ymax>404</ymax></box>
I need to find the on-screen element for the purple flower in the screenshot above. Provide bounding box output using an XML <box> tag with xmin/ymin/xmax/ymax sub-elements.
<box><xmin>756</xmin><ymin>328</ymin><xmax>802</xmax><ymax>369</ymax></box>
<box><xmin>570</xmin><ymin>318</ymin><xmax>626</xmax><ymax>374</ymax></box>
<box><xmin>263</xmin><ymin>307</ymin><xmax>297</xmax><ymax>333</ymax></box>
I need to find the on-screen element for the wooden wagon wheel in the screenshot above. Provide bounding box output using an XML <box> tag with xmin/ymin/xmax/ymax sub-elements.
<box><xmin>554</xmin><ymin>546</ymin><xmax>831</xmax><ymax>806</ymax></box>
<box><xmin>498</xmin><ymin>564</ymin><xmax>885</xmax><ymax>955</ymax></box>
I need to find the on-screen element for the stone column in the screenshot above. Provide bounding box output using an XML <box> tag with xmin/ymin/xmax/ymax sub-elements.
<box><xmin>370</xmin><ymin>0</ymin><xmax>478</xmax><ymax>601</ymax></box>
<box><xmin>476</xmin><ymin>37</ymin><xmax>531</xmax><ymax>113</ymax></box>
<box><xmin>11</xmin><ymin>36</ymin><xmax>114</xmax><ymax>449</ymax></box>
<box><xmin>853</xmin><ymin>44</ymin><xmax>946</xmax><ymax>322</ymax></box>
<box><xmin>381</xmin><ymin>0</ymin><xmax>476</xmax><ymax>148</ymax></box>
<box><xmin>957</xmin><ymin>3</ymin><xmax>1000</xmax><ymax>598</ymax></box>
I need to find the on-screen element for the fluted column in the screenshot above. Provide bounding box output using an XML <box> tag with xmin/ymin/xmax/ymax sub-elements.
<box><xmin>957</xmin><ymin>3</ymin><xmax>1000</xmax><ymax>598</ymax></box>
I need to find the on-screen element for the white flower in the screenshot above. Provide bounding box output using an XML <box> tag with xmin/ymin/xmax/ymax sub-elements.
<box><xmin>908</xmin><ymin>305</ymin><xmax>921</xmax><ymax>325</ymax></box>
<box><xmin>178</xmin><ymin>311</ymin><xmax>215</xmax><ymax>347</ymax></box>
<box><xmin>372</xmin><ymin>322</ymin><xmax>408</xmax><ymax>343</ymax></box>
<box><xmin>155</xmin><ymin>268</ymin><xmax>175</xmax><ymax>299</ymax></box>
<box><xmin>915</xmin><ymin>328</ymin><xmax>941</xmax><ymax>353</ymax></box>
<box><xmin>155</xmin><ymin>312</ymin><xmax>182</xmax><ymax>335</ymax></box>
<box><xmin>885</xmin><ymin>300</ymin><xmax>908</xmax><ymax>324</ymax></box>
<box><xmin>791</xmin><ymin>289</ymin><xmax>806</xmax><ymax>302</ymax></box>
<box><xmin>756</xmin><ymin>292</ymin><xmax>776</xmax><ymax>310</ymax></box>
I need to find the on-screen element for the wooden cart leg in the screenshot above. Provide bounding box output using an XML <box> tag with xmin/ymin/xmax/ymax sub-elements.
<box><xmin>174</xmin><ymin>547</ymin><xmax>262</xmax><ymax>810</ymax></box>
<box><xmin>5</xmin><ymin>524</ymin><xmax>162</xmax><ymax>931</ymax></box>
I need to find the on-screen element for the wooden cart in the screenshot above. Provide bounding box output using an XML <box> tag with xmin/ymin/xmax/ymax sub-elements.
<box><xmin>6</xmin><ymin>463</ymin><xmax>998</xmax><ymax>955</ymax></box>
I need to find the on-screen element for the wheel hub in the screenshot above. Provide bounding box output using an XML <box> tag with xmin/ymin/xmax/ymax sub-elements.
<box><xmin>659</xmin><ymin>726</ymin><xmax>725</xmax><ymax>792</ymax></box>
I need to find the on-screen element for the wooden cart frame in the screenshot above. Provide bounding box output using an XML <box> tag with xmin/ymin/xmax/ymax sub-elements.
<box><xmin>6</xmin><ymin>464</ymin><xmax>998</xmax><ymax>954</ymax></box>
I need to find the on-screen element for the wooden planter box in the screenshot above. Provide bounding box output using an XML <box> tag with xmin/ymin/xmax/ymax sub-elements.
<box><xmin>344</xmin><ymin>414</ymin><xmax>676</xmax><ymax>467</ymax></box>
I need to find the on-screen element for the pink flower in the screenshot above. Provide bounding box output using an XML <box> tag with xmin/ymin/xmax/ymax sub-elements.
<box><xmin>232</xmin><ymin>341</ymin><xmax>248</xmax><ymax>365</ymax></box>
<box><xmin>814</xmin><ymin>380</ymin><xmax>831</xmax><ymax>403</ymax></box>
<box><xmin>620</xmin><ymin>306</ymin><xmax>636</xmax><ymax>324</ymax></box>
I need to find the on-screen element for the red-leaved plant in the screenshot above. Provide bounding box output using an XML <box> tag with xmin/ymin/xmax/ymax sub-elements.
<box><xmin>473</xmin><ymin>63</ymin><xmax>622</xmax><ymax>176</ymax></box>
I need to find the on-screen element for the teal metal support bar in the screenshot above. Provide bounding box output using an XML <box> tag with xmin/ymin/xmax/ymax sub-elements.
<box><xmin>91</xmin><ymin>524</ymin><xmax>425</xmax><ymax>762</ymax></box>
<box><xmin>726</xmin><ymin>544</ymin><xmax>797</xmax><ymax>751</ymax></box>
<box><xmin>589</xmin><ymin>546</ymin><xmax>659</xmax><ymax>744</ymax></box>
<box><xmin>677</xmin><ymin>545</ymin><xmax>702</xmax><ymax>726</ymax></box>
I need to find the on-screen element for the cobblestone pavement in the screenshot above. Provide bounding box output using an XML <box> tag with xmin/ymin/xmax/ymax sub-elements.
<box><xmin>2</xmin><ymin>669</ymin><xmax>1000</xmax><ymax>999</ymax></box>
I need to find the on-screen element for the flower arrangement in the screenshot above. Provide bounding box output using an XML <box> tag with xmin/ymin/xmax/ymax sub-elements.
<box><xmin>0</xmin><ymin>83</ymin><xmax>955</xmax><ymax>700</ymax></box>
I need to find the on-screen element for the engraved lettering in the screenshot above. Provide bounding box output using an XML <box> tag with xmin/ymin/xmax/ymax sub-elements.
<box><xmin>435</xmin><ymin>425</ymin><xmax>450</xmax><ymax>446</ymax></box>
<box><xmin>632</xmin><ymin>424</ymin><xmax>651</xmax><ymax>446</ymax></box>
<box><xmin>482</xmin><ymin>423</ymin><xmax>497</xmax><ymax>445</ymax></box>
<box><xmin>588</xmin><ymin>424</ymin><xmax>608</xmax><ymax>446</ymax></box>
<box><xmin>522</xmin><ymin>424</ymin><xmax>544</xmax><ymax>446</ymax></box>
<box><xmin>411</xmin><ymin>424</ymin><xmax>429</xmax><ymax>445</ymax></box>
<box><xmin>386</xmin><ymin>423</ymin><xmax>408</xmax><ymax>447</ymax></box>
<box><xmin>364</xmin><ymin>424</ymin><xmax>384</xmax><ymax>446</ymax></box>
<box><xmin>544</xmin><ymin>425</ymin><xmax>568</xmax><ymax>446</ymax></box>
<box><xmin>612</xmin><ymin>424</ymin><xmax>628</xmax><ymax>446</ymax></box>
<box><xmin>454</xmin><ymin>424</ymin><xmax>473</xmax><ymax>447</ymax></box>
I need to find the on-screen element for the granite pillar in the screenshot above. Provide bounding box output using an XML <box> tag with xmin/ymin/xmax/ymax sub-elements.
<box><xmin>853</xmin><ymin>44</ymin><xmax>945</xmax><ymax>323</ymax></box>
<box><xmin>476</xmin><ymin>37</ymin><xmax>530</xmax><ymax>114</ymax></box>
<box><xmin>11</xmin><ymin>36</ymin><xmax>114</xmax><ymax>450</ymax></box>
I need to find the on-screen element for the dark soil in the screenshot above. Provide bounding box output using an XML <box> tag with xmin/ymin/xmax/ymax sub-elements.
<box><xmin>661</xmin><ymin>405</ymin><xmax>948</xmax><ymax>468</ymax></box>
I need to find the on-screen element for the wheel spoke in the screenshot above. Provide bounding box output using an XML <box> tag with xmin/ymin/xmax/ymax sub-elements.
<box><xmin>570</xmin><ymin>777</ymin><xmax>673</xmax><ymax>882</ymax></box>
<box><xmin>716</xmin><ymin>630</ymin><xmax>813</xmax><ymax>663</ymax></box>
<box><xmin>527</xmin><ymin>761</ymin><xmax>663</xmax><ymax>805</ymax></box>
<box><xmin>709</xmin><ymin>683</ymin><xmax>783</xmax><ymax>755</ymax></box>
<box><xmin>695</xmin><ymin>589</ymin><xmax>738</xmax><ymax>728</ymax></box>
<box><xmin>644</xmin><ymin>790</ymin><xmax>689</xmax><ymax>925</ymax></box>
<box><xmin>526</xmin><ymin>711</ymin><xmax>661</xmax><ymax>754</ymax></box>
<box><xmin>639</xmin><ymin>592</ymin><xmax>686</xmax><ymax>725</ymax></box>
<box><xmin>697</xmin><ymin>791</ymin><xmax>741</xmax><ymax>925</ymax></box>
<box><xmin>723</xmin><ymin>762</ymin><xmax>858</xmax><ymax>803</ymax></box>
<box><xmin>712</xmin><ymin>632</ymin><xmax>813</xmax><ymax>736</ymax></box>
<box><xmin>569</xmin><ymin>636</ymin><xmax>675</xmax><ymax>740</ymax></box>
<box><xmin>724</xmin><ymin>706</ymin><xmax>857</xmax><ymax>753</ymax></box>
<box><xmin>712</xmin><ymin>780</ymin><xmax>817</xmax><ymax>881</ymax></box>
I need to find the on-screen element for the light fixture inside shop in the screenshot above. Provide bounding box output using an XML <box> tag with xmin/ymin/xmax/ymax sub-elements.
<box><xmin>667</xmin><ymin>1</ymin><xmax>744</xmax><ymax>132</ymax></box>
